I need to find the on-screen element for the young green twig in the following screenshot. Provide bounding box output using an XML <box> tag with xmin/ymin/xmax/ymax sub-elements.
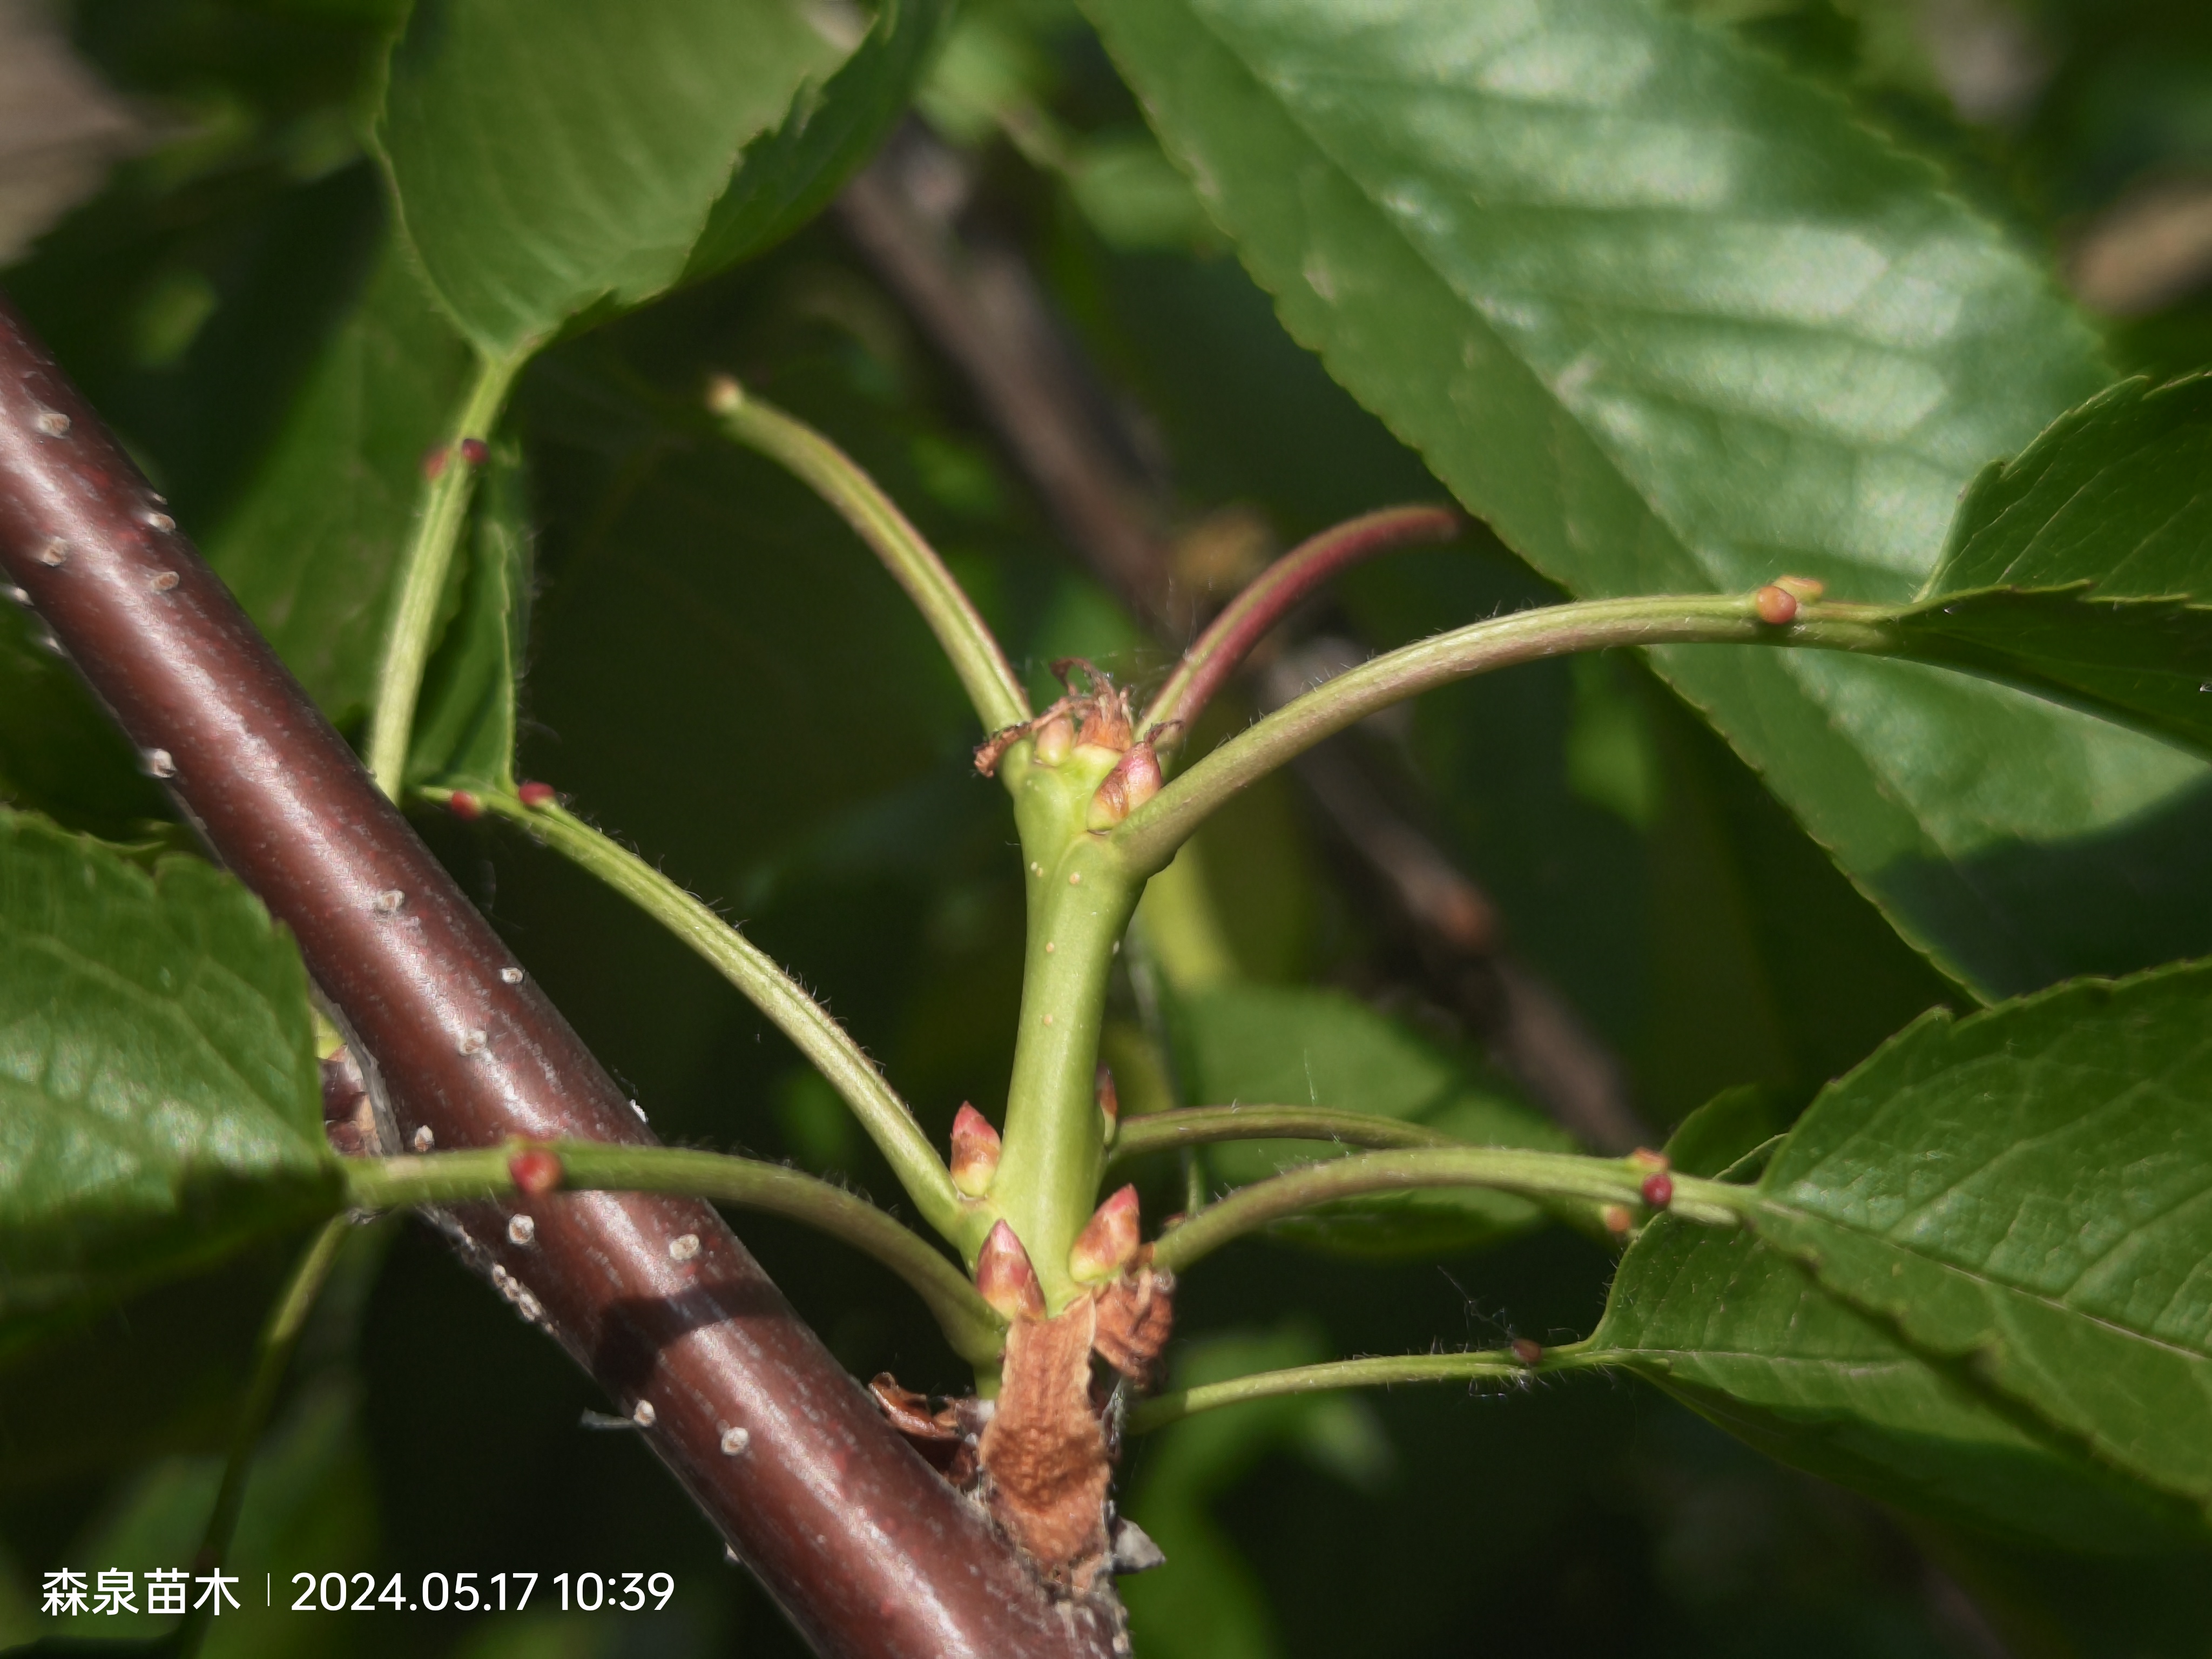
<box><xmin>367</xmin><ymin>351</ymin><xmax>524</xmax><ymax>798</ymax></box>
<box><xmin>1149</xmin><ymin>1147</ymin><xmax>1739</xmax><ymax>1274</ymax></box>
<box><xmin>178</xmin><ymin>1216</ymin><xmax>352</xmax><ymax>1658</ymax></box>
<box><xmin>1128</xmin><ymin>1340</ymin><xmax>1612</xmax><ymax>1433</ymax></box>
<box><xmin>705</xmin><ymin>375</ymin><xmax>1029</xmax><ymax>734</ymax></box>
<box><xmin>347</xmin><ymin>1143</ymin><xmax>1004</xmax><ymax>1366</ymax></box>
<box><xmin>443</xmin><ymin>786</ymin><xmax>978</xmax><ymax>1252</ymax></box>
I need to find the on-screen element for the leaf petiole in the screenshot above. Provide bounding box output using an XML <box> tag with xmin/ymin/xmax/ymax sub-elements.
<box><xmin>1112</xmin><ymin>592</ymin><xmax>1899</xmax><ymax>874</ymax></box>
<box><xmin>346</xmin><ymin>1142</ymin><xmax>1005</xmax><ymax>1365</ymax></box>
<box><xmin>1149</xmin><ymin>1146</ymin><xmax>1742</xmax><ymax>1274</ymax></box>
<box><xmin>366</xmin><ymin>349</ymin><xmax>525</xmax><ymax>798</ymax></box>
<box><xmin>1105</xmin><ymin>1104</ymin><xmax>1464</xmax><ymax>1170</ymax></box>
<box><xmin>1128</xmin><ymin>1339</ymin><xmax>1616</xmax><ymax>1433</ymax></box>
<box><xmin>706</xmin><ymin>376</ymin><xmax>1030</xmax><ymax>734</ymax></box>
<box><xmin>435</xmin><ymin>786</ymin><xmax>979</xmax><ymax>1251</ymax></box>
<box><xmin>178</xmin><ymin>1215</ymin><xmax>353</xmax><ymax>1659</ymax></box>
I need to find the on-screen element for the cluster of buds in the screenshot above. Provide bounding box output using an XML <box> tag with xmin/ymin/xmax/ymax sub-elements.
<box><xmin>971</xmin><ymin>660</ymin><xmax>1175</xmax><ymax>831</ymax></box>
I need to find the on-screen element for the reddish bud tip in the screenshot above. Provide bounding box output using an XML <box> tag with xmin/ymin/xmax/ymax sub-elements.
<box><xmin>1087</xmin><ymin>740</ymin><xmax>1164</xmax><ymax>832</ymax></box>
<box><xmin>1095</xmin><ymin>1063</ymin><xmax>1119</xmax><ymax>1128</ymax></box>
<box><xmin>1641</xmin><ymin>1172</ymin><xmax>1675</xmax><ymax>1210</ymax></box>
<box><xmin>447</xmin><ymin>789</ymin><xmax>483</xmax><ymax>821</ymax></box>
<box><xmin>460</xmin><ymin>437</ymin><xmax>490</xmax><ymax>466</ymax></box>
<box><xmin>1031</xmin><ymin>711</ymin><xmax>1075</xmax><ymax>766</ymax></box>
<box><xmin>1601</xmin><ymin>1203</ymin><xmax>1635</xmax><ymax>1236</ymax></box>
<box><xmin>1753</xmin><ymin>584</ymin><xmax>1799</xmax><ymax>625</ymax></box>
<box><xmin>516</xmin><ymin>781</ymin><xmax>557</xmax><ymax>809</ymax></box>
<box><xmin>1070</xmin><ymin>1184</ymin><xmax>1141</xmax><ymax>1283</ymax></box>
<box><xmin>1629</xmin><ymin>1146</ymin><xmax>1670</xmax><ymax>1171</ymax></box>
<box><xmin>1510</xmin><ymin>1337</ymin><xmax>1543</xmax><ymax>1366</ymax></box>
<box><xmin>421</xmin><ymin>444</ymin><xmax>450</xmax><ymax>480</ymax></box>
<box><xmin>508</xmin><ymin>1148</ymin><xmax>564</xmax><ymax>1195</ymax></box>
<box><xmin>975</xmin><ymin>1221</ymin><xmax>1045</xmax><ymax>1320</ymax></box>
<box><xmin>1775</xmin><ymin>574</ymin><xmax>1826</xmax><ymax>601</ymax></box>
<box><xmin>949</xmin><ymin>1102</ymin><xmax>1002</xmax><ymax>1197</ymax></box>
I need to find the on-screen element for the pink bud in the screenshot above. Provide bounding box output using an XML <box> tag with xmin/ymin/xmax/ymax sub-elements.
<box><xmin>949</xmin><ymin>1102</ymin><xmax>1001</xmax><ymax>1197</ymax></box>
<box><xmin>1629</xmin><ymin>1146</ymin><xmax>1670</xmax><ymax>1171</ymax></box>
<box><xmin>1510</xmin><ymin>1338</ymin><xmax>1543</xmax><ymax>1366</ymax></box>
<box><xmin>447</xmin><ymin>790</ymin><xmax>483</xmax><ymax>821</ymax></box>
<box><xmin>975</xmin><ymin>1221</ymin><xmax>1044</xmax><ymax>1320</ymax></box>
<box><xmin>1069</xmin><ymin>1184</ymin><xmax>1141</xmax><ymax>1283</ymax></box>
<box><xmin>1095</xmin><ymin>1063</ymin><xmax>1119</xmax><ymax>1129</ymax></box>
<box><xmin>517</xmin><ymin>781</ymin><xmax>557</xmax><ymax>809</ymax></box>
<box><xmin>1641</xmin><ymin>1172</ymin><xmax>1675</xmax><ymax>1210</ymax></box>
<box><xmin>1087</xmin><ymin>740</ymin><xmax>1163</xmax><ymax>831</ymax></box>
<box><xmin>1601</xmin><ymin>1203</ymin><xmax>1634</xmax><ymax>1236</ymax></box>
<box><xmin>1754</xmin><ymin>584</ymin><xmax>1798</xmax><ymax>625</ymax></box>
<box><xmin>460</xmin><ymin>437</ymin><xmax>490</xmax><ymax>466</ymax></box>
<box><xmin>421</xmin><ymin>444</ymin><xmax>450</xmax><ymax>481</ymax></box>
<box><xmin>1775</xmin><ymin>574</ymin><xmax>1825</xmax><ymax>601</ymax></box>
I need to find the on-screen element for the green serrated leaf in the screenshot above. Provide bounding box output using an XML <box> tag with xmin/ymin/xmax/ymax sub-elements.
<box><xmin>1597</xmin><ymin>1214</ymin><xmax>2200</xmax><ymax>1553</ymax></box>
<box><xmin>1175</xmin><ymin>983</ymin><xmax>1569</xmax><ymax>1257</ymax></box>
<box><xmin>0</xmin><ymin>813</ymin><xmax>338</xmax><ymax>1343</ymax></box>
<box><xmin>374</xmin><ymin>0</ymin><xmax>864</xmax><ymax>358</ymax></box>
<box><xmin>1744</xmin><ymin>960</ymin><xmax>2212</xmax><ymax>1523</ymax></box>
<box><xmin>203</xmin><ymin>238</ymin><xmax>477</xmax><ymax>726</ymax></box>
<box><xmin>1084</xmin><ymin>0</ymin><xmax>2212</xmax><ymax>1000</ymax></box>
<box><xmin>1862</xmin><ymin>374</ymin><xmax>2212</xmax><ymax>757</ymax></box>
<box><xmin>680</xmin><ymin>0</ymin><xmax>949</xmax><ymax>280</ymax></box>
<box><xmin>409</xmin><ymin>435</ymin><xmax>531</xmax><ymax>790</ymax></box>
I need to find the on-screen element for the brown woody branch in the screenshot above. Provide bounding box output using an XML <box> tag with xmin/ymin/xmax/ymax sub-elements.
<box><xmin>0</xmin><ymin>293</ymin><xmax>1113</xmax><ymax>1659</ymax></box>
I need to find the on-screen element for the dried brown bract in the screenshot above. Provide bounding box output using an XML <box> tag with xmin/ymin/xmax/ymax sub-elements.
<box><xmin>978</xmin><ymin>1300</ymin><xmax>1114</xmax><ymax>1585</ymax></box>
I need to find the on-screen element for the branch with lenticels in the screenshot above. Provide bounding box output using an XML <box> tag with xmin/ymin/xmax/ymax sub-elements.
<box><xmin>0</xmin><ymin>293</ymin><xmax>1114</xmax><ymax>1659</ymax></box>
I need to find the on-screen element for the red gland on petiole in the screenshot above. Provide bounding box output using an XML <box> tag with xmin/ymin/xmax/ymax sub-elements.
<box><xmin>975</xmin><ymin>1221</ymin><xmax>1046</xmax><ymax>1320</ymax></box>
<box><xmin>516</xmin><ymin>780</ymin><xmax>557</xmax><ymax>809</ymax></box>
<box><xmin>508</xmin><ymin>1147</ymin><xmax>564</xmax><ymax>1195</ymax></box>
<box><xmin>949</xmin><ymin>1103</ymin><xmax>1002</xmax><ymax>1198</ymax></box>
<box><xmin>1753</xmin><ymin>584</ymin><xmax>1799</xmax><ymax>625</ymax></box>
<box><xmin>1641</xmin><ymin>1172</ymin><xmax>1676</xmax><ymax>1209</ymax></box>
<box><xmin>447</xmin><ymin>790</ymin><xmax>483</xmax><ymax>821</ymax></box>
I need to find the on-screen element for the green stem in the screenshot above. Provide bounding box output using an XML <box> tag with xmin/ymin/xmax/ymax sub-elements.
<box><xmin>178</xmin><ymin>1216</ymin><xmax>351</xmax><ymax>1658</ymax></box>
<box><xmin>1128</xmin><ymin>1340</ymin><xmax>1614</xmax><ymax>1433</ymax></box>
<box><xmin>990</xmin><ymin>749</ymin><xmax>1147</xmax><ymax>1310</ymax></box>
<box><xmin>367</xmin><ymin>350</ymin><xmax>524</xmax><ymax>798</ymax></box>
<box><xmin>346</xmin><ymin>1143</ymin><xmax>1005</xmax><ymax>1366</ymax></box>
<box><xmin>707</xmin><ymin>376</ymin><xmax>1029</xmax><ymax>734</ymax></box>
<box><xmin>462</xmin><ymin>789</ymin><xmax>976</xmax><ymax>1252</ymax></box>
<box><xmin>1150</xmin><ymin>1148</ymin><xmax>1742</xmax><ymax>1274</ymax></box>
<box><xmin>1112</xmin><ymin>594</ymin><xmax>1899</xmax><ymax>874</ymax></box>
<box><xmin>1106</xmin><ymin>1104</ymin><xmax>1462</xmax><ymax>1170</ymax></box>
